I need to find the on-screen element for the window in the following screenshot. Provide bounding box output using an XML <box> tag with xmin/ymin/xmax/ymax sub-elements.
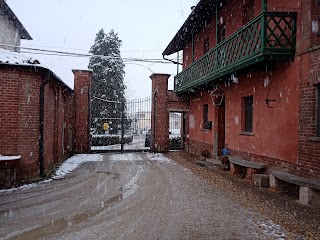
<box><xmin>242</xmin><ymin>96</ymin><xmax>253</xmax><ymax>133</ymax></box>
<box><xmin>203</xmin><ymin>38</ymin><xmax>210</xmax><ymax>54</ymax></box>
<box><xmin>317</xmin><ymin>85</ymin><xmax>320</xmax><ymax>136</ymax></box>
<box><xmin>203</xmin><ymin>104</ymin><xmax>211</xmax><ymax>129</ymax></box>
<box><xmin>243</xmin><ymin>0</ymin><xmax>254</xmax><ymax>25</ymax></box>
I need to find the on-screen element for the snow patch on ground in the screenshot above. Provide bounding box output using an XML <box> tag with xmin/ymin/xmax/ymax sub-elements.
<box><xmin>0</xmin><ymin>154</ymin><xmax>103</xmax><ymax>193</ymax></box>
<box><xmin>257</xmin><ymin>220</ymin><xmax>286</xmax><ymax>239</ymax></box>
<box><xmin>110</xmin><ymin>153</ymin><xmax>144</xmax><ymax>161</ymax></box>
<box><xmin>146</xmin><ymin>153</ymin><xmax>172</xmax><ymax>163</ymax></box>
<box><xmin>122</xmin><ymin>165</ymin><xmax>145</xmax><ymax>199</ymax></box>
<box><xmin>52</xmin><ymin>154</ymin><xmax>103</xmax><ymax>180</ymax></box>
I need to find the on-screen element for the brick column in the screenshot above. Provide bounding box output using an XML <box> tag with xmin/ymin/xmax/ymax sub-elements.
<box><xmin>73</xmin><ymin>69</ymin><xmax>92</xmax><ymax>153</ymax></box>
<box><xmin>150</xmin><ymin>73</ymin><xmax>170</xmax><ymax>152</ymax></box>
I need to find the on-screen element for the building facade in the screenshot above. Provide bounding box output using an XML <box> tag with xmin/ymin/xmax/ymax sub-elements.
<box><xmin>0</xmin><ymin>51</ymin><xmax>92</xmax><ymax>184</ymax></box>
<box><xmin>0</xmin><ymin>1</ymin><xmax>92</xmax><ymax>186</ymax></box>
<box><xmin>161</xmin><ymin>0</ymin><xmax>320</xmax><ymax>179</ymax></box>
<box><xmin>0</xmin><ymin>0</ymin><xmax>32</xmax><ymax>51</ymax></box>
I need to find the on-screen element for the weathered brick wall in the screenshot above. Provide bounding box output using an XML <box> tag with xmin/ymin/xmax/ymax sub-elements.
<box><xmin>0</xmin><ymin>68</ymin><xmax>45</xmax><ymax>179</ymax></box>
<box><xmin>295</xmin><ymin>0</ymin><xmax>320</xmax><ymax>179</ymax></box>
<box><xmin>15</xmin><ymin>69</ymin><xmax>41</xmax><ymax>179</ymax></box>
<box><xmin>297</xmin><ymin>53</ymin><xmax>320</xmax><ymax>179</ymax></box>
<box><xmin>188</xmin><ymin>139</ymin><xmax>214</xmax><ymax>158</ymax></box>
<box><xmin>0</xmin><ymin>66</ymin><xmax>79</xmax><ymax>182</ymax></box>
<box><xmin>150</xmin><ymin>74</ymin><xmax>170</xmax><ymax>152</ymax></box>
<box><xmin>73</xmin><ymin>70</ymin><xmax>92</xmax><ymax>153</ymax></box>
<box><xmin>0</xmin><ymin>68</ymin><xmax>20</xmax><ymax>155</ymax></box>
<box><xmin>43</xmin><ymin>81</ymin><xmax>55</xmax><ymax>174</ymax></box>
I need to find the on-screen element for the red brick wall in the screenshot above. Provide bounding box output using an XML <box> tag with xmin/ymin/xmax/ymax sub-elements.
<box><xmin>188</xmin><ymin>139</ymin><xmax>214</xmax><ymax>158</ymax></box>
<box><xmin>15</xmin><ymin>70</ymin><xmax>41</xmax><ymax>178</ymax></box>
<box><xmin>73</xmin><ymin>70</ymin><xmax>92</xmax><ymax>153</ymax></box>
<box><xmin>150</xmin><ymin>74</ymin><xmax>170</xmax><ymax>152</ymax></box>
<box><xmin>297</xmin><ymin>52</ymin><xmax>320</xmax><ymax>179</ymax></box>
<box><xmin>0</xmin><ymin>66</ymin><xmax>77</xmax><ymax>181</ymax></box>
<box><xmin>0</xmin><ymin>69</ymin><xmax>20</xmax><ymax>156</ymax></box>
<box><xmin>42</xmin><ymin>79</ymin><xmax>74</xmax><ymax>174</ymax></box>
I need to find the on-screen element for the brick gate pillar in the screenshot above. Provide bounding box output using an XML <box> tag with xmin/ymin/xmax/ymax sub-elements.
<box><xmin>150</xmin><ymin>73</ymin><xmax>170</xmax><ymax>152</ymax></box>
<box><xmin>73</xmin><ymin>69</ymin><xmax>92</xmax><ymax>153</ymax></box>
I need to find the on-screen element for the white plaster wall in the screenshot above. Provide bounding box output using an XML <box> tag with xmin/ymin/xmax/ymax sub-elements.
<box><xmin>0</xmin><ymin>12</ymin><xmax>20</xmax><ymax>51</ymax></box>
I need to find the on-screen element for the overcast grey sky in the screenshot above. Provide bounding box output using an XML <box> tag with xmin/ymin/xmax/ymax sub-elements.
<box><xmin>7</xmin><ymin>0</ymin><xmax>198</xmax><ymax>99</ymax></box>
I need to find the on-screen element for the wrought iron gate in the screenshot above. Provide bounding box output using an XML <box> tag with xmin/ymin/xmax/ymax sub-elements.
<box><xmin>91</xmin><ymin>97</ymin><xmax>151</xmax><ymax>152</ymax></box>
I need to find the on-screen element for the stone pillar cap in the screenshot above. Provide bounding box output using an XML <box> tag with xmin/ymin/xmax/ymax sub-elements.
<box><xmin>149</xmin><ymin>73</ymin><xmax>171</xmax><ymax>79</ymax></box>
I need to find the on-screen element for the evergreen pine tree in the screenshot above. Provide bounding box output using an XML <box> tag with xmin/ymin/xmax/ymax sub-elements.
<box><xmin>89</xmin><ymin>29</ymin><xmax>126</xmax><ymax>134</ymax></box>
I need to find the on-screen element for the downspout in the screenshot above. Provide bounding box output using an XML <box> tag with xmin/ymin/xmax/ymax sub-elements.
<box><xmin>191</xmin><ymin>32</ymin><xmax>195</xmax><ymax>63</ymax></box>
<box><xmin>177</xmin><ymin>51</ymin><xmax>179</xmax><ymax>75</ymax></box>
<box><xmin>262</xmin><ymin>0</ymin><xmax>267</xmax><ymax>12</ymax></box>
<box><xmin>152</xmin><ymin>91</ymin><xmax>157</xmax><ymax>152</ymax></box>
<box><xmin>39</xmin><ymin>72</ymin><xmax>50</xmax><ymax>177</ymax></box>
<box><xmin>162</xmin><ymin>54</ymin><xmax>182</xmax><ymax>65</ymax></box>
<box><xmin>216</xmin><ymin>0</ymin><xmax>219</xmax><ymax>45</ymax></box>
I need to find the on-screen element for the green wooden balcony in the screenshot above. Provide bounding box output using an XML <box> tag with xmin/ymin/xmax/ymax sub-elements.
<box><xmin>174</xmin><ymin>11</ymin><xmax>297</xmax><ymax>93</ymax></box>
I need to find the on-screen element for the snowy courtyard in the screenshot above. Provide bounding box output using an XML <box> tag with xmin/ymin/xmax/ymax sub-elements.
<box><xmin>0</xmin><ymin>152</ymin><xmax>294</xmax><ymax>239</ymax></box>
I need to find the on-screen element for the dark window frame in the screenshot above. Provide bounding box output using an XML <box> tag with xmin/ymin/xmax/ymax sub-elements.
<box><xmin>242</xmin><ymin>95</ymin><xmax>253</xmax><ymax>133</ymax></box>
<box><xmin>203</xmin><ymin>104</ymin><xmax>211</xmax><ymax>130</ymax></box>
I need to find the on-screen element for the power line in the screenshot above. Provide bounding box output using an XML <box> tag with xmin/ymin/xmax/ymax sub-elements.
<box><xmin>22</xmin><ymin>43</ymin><xmax>163</xmax><ymax>53</ymax></box>
<box><xmin>1</xmin><ymin>43</ymin><xmax>177</xmax><ymax>64</ymax></box>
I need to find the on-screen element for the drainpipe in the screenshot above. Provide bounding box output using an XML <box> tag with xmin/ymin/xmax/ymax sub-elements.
<box><xmin>177</xmin><ymin>51</ymin><xmax>179</xmax><ymax>75</ymax></box>
<box><xmin>261</xmin><ymin>0</ymin><xmax>267</xmax><ymax>52</ymax></box>
<box><xmin>216</xmin><ymin>0</ymin><xmax>219</xmax><ymax>45</ymax></box>
<box><xmin>191</xmin><ymin>31</ymin><xmax>195</xmax><ymax>63</ymax></box>
<box><xmin>39</xmin><ymin>72</ymin><xmax>50</xmax><ymax>177</ymax></box>
<box><xmin>262</xmin><ymin>0</ymin><xmax>267</xmax><ymax>12</ymax></box>
<box><xmin>152</xmin><ymin>91</ymin><xmax>157</xmax><ymax>152</ymax></box>
<box><xmin>162</xmin><ymin>54</ymin><xmax>182</xmax><ymax>65</ymax></box>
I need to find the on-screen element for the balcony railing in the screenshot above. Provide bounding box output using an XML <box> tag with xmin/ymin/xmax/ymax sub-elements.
<box><xmin>174</xmin><ymin>12</ymin><xmax>297</xmax><ymax>93</ymax></box>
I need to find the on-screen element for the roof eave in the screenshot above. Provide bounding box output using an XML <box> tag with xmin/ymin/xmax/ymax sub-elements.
<box><xmin>0</xmin><ymin>63</ymin><xmax>72</xmax><ymax>91</ymax></box>
<box><xmin>162</xmin><ymin>0</ymin><xmax>215</xmax><ymax>56</ymax></box>
<box><xmin>0</xmin><ymin>0</ymin><xmax>32</xmax><ymax>40</ymax></box>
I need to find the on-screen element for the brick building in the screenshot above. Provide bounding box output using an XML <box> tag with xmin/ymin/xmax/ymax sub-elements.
<box><xmin>0</xmin><ymin>50</ymin><xmax>92</xmax><ymax>185</ymax></box>
<box><xmin>156</xmin><ymin>0</ymin><xmax>320</xmax><ymax>179</ymax></box>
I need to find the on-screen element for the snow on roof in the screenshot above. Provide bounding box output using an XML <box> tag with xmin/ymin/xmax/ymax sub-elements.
<box><xmin>0</xmin><ymin>48</ymin><xmax>40</xmax><ymax>65</ymax></box>
<box><xmin>0</xmin><ymin>48</ymin><xmax>72</xmax><ymax>91</ymax></box>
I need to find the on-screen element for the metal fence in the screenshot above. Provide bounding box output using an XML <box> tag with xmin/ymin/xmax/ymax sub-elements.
<box><xmin>91</xmin><ymin>97</ymin><xmax>152</xmax><ymax>151</ymax></box>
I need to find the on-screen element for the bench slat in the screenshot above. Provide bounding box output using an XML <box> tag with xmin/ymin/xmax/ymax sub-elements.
<box><xmin>270</xmin><ymin>169</ymin><xmax>320</xmax><ymax>190</ymax></box>
<box><xmin>229</xmin><ymin>156</ymin><xmax>266</xmax><ymax>169</ymax></box>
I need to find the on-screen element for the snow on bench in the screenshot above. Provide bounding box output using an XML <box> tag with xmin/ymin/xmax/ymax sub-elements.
<box><xmin>270</xmin><ymin>169</ymin><xmax>320</xmax><ymax>205</ymax></box>
<box><xmin>229</xmin><ymin>156</ymin><xmax>266</xmax><ymax>179</ymax></box>
<box><xmin>0</xmin><ymin>155</ymin><xmax>21</xmax><ymax>189</ymax></box>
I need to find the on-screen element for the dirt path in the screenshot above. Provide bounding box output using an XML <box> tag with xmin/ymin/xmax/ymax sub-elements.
<box><xmin>0</xmin><ymin>153</ymin><xmax>286</xmax><ymax>239</ymax></box>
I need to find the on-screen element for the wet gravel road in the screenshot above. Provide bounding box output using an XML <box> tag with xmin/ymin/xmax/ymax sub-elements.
<box><xmin>1</xmin><ymin>153</ymin><xmax>274</xmax><ymax>239</ymax></box>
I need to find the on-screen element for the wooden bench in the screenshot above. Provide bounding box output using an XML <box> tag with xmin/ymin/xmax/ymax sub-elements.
<box><xmin>229</xmin><ymin>156</ymin><xmax>266</xmax><ymax>179</ymax></box>
<box><xmin>270</xmin><ymin>169</ymin><xmax>320</xmax><ymax>205</ymax></box>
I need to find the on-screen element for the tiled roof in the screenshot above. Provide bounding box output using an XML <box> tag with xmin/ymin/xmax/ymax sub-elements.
<box><xmin>0</xmin><ymin>48</ymin><xmax>40</xmax><ymax>65</ymax></box>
